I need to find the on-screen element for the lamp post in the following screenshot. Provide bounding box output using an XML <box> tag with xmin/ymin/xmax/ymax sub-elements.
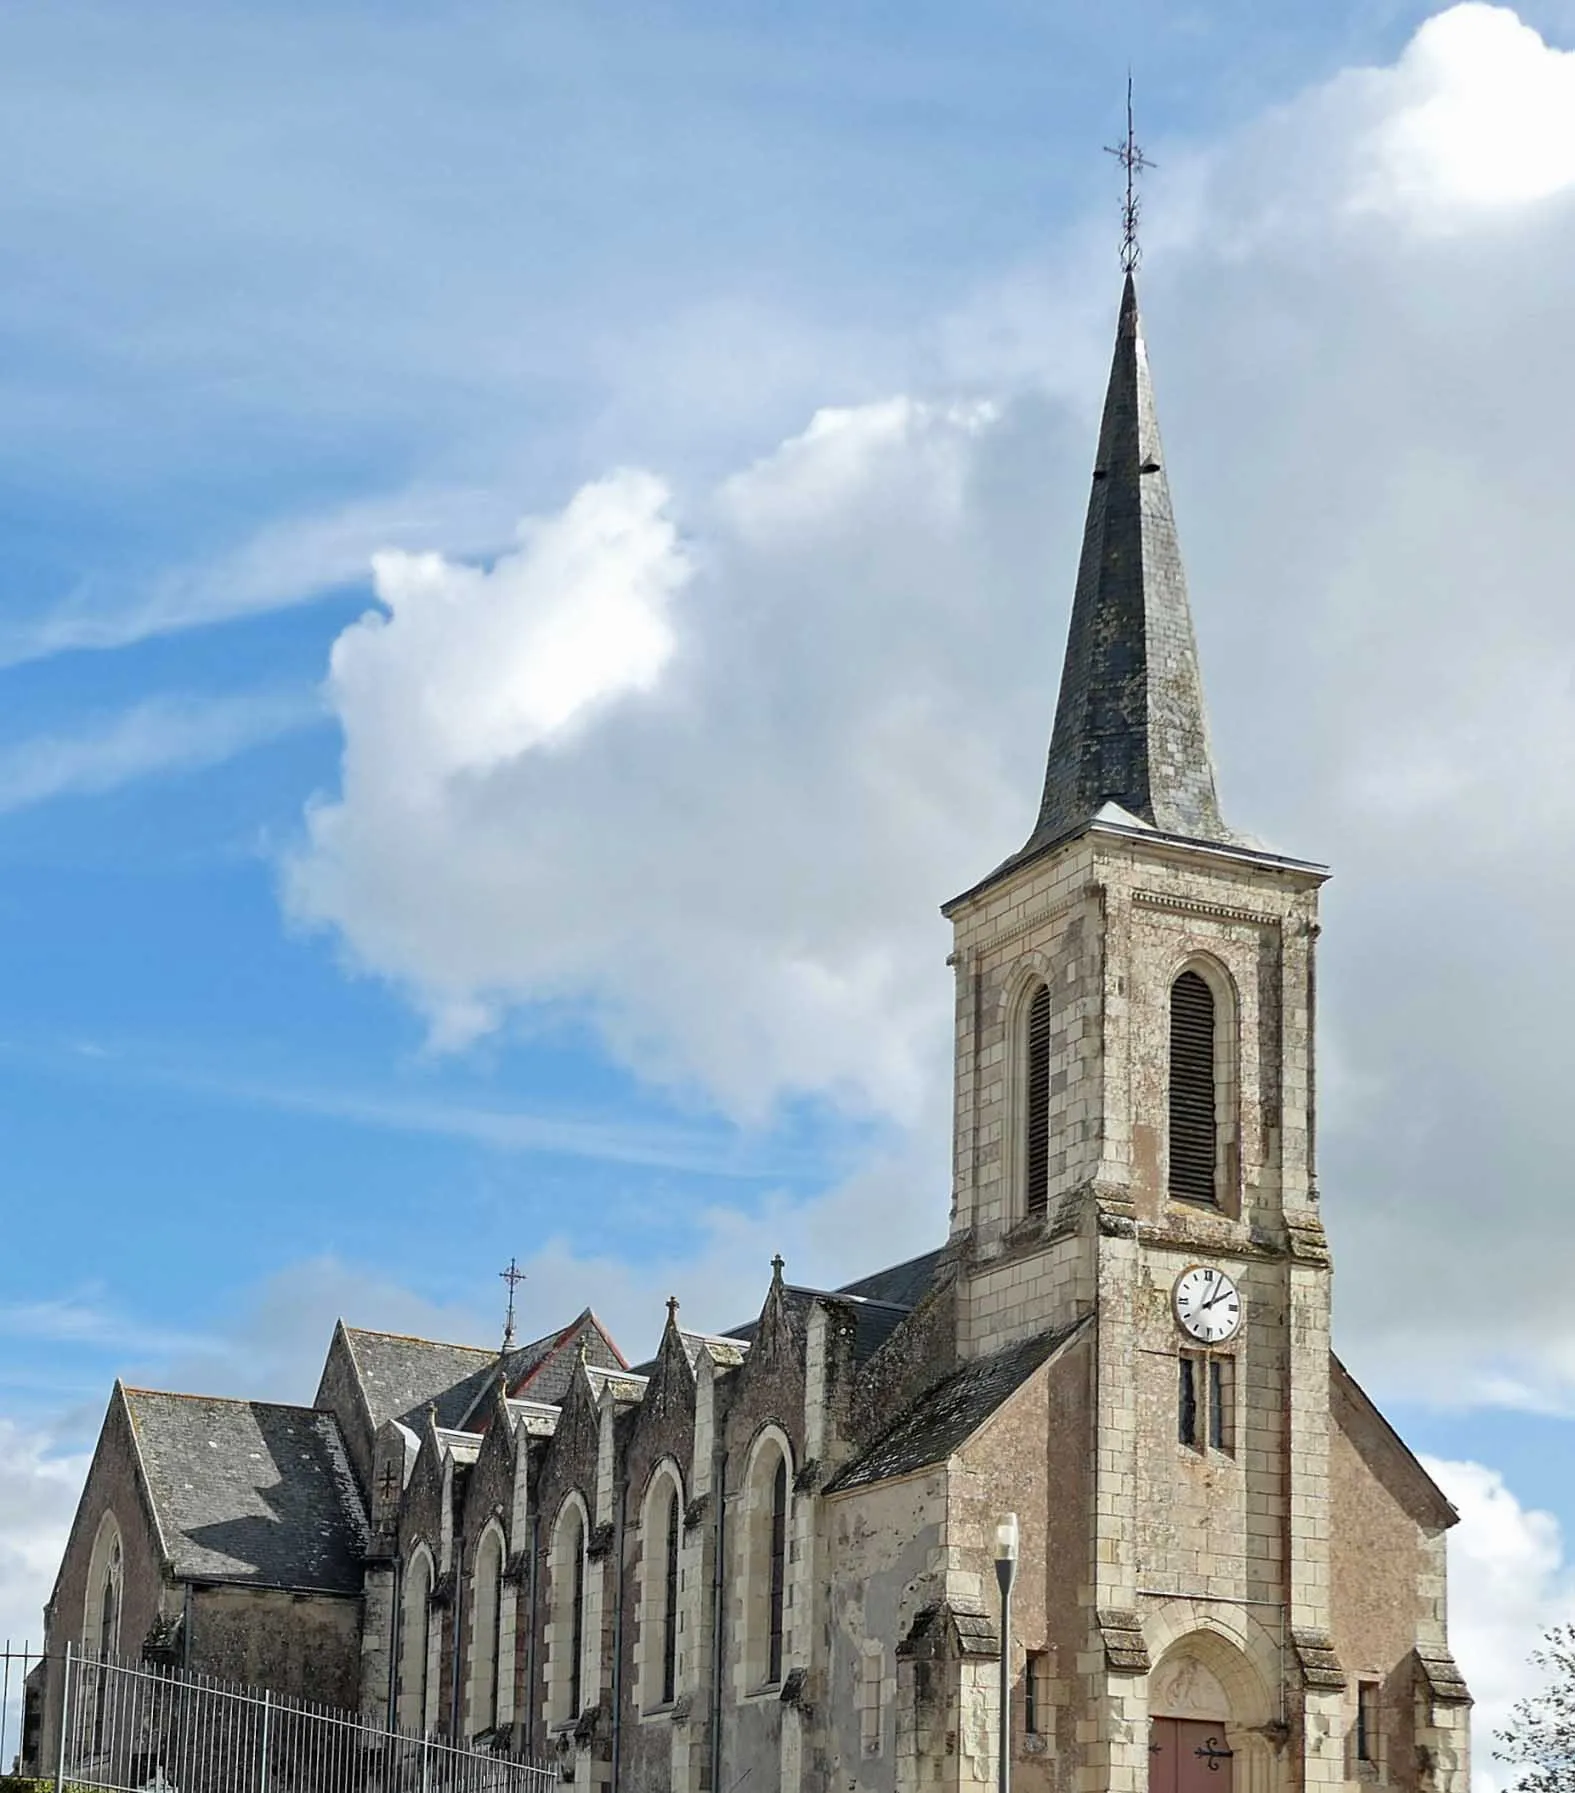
<box><xmin>995</xmin><ymin>1513</ymin><xmax>1019</xmax><ymax>1793</ymax></box>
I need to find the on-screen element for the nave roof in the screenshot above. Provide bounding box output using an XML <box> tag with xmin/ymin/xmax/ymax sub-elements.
<box><xmin>120</xmin><ymin>1386</ymin><xmax>369</xmax><ymax>1595</ymax></box>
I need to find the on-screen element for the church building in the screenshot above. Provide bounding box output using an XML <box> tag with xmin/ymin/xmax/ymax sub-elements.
<box><xmin>39</xmin><ymin>272</ymin><xmax>1472</xmax><ymax>1793</ymax></box>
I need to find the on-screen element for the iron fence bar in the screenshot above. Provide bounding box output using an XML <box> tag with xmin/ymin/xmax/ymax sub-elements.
<box><xmin>1</xmin><ymin>1635</ymin><xmax>12</xmax><ymax>1771</ymax></box>
<box><xmin>259</xmin><ymin>1685</ymin><xmax>270</xmax><ymax>1793</ymax></box>
<box><xmin>53</xmin><ymin>1638</ymin><xmax>71</xmax><ymax>1793</ymax></box>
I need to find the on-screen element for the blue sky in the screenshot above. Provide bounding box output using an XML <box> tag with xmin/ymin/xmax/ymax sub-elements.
<box><xmin>5</xmin><ymin>1</ymin><xmax>1575</xmax><ymax>1771</ymax></box>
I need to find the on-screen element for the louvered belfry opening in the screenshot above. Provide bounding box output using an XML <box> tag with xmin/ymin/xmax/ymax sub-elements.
<box><xmin>1168</xmin><ymin>970</ymin><xmax>1218</xmax><ymax>1204</ymax></box>
<box><xmin>1024</xmin><ymin>982</ymin><xmax>1052</xmax><ymax>1217</ymax></box>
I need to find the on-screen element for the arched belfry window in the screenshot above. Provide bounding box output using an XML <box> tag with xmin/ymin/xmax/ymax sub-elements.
<box><xmin>1169</xmin><ymin>970</ymin><xmax>1218</xmax><ymax>1204</ymax></box>
<box><xmin>1024</xmin><ymin>982</ymin><xmax>1052</xmax><ymax>1217</ymax></box>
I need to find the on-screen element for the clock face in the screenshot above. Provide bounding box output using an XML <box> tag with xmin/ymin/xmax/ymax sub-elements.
<box><xmin>1173</xmin><ymin>1266</ymin><xmax>1242</xmax><ymax>1344</ymax></box>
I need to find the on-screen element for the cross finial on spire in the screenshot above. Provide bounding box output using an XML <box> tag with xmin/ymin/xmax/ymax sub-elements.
<box><xmin>666</xmin><ymin>1294</ymin><xmax>680</xmax><ymax>1325</ymax></box>
<box><xmin>1104</xmin><ymin>74</ymin><xmax>1154</xmax><ymax>274</ymax></box>
<box><xmin>499</xmin><ymin>1256</ymin><xmax>525</xmax><ymax>1351</ymax></box>
<box><xmin>770</xmin><ymin>1253</ymin><xmax>785</xmax><ymax>1285</ymax></box>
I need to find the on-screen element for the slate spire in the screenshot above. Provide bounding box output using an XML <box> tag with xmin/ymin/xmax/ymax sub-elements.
<box><xmin>1027</xmin><ymin>274</ymin><xmax>1235</xmax><ymax>852</ymax></box>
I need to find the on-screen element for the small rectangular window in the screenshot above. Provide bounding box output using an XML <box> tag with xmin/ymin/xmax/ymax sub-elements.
<box><xmin>860</xmin><ymin>1649</ymin><xmax>883</xmax><ymax>1755</ymax></box>
<box><xmin>1025</xmin><ymin>1650</ymin><xmax>1051</xmax><ymax>1736</ymax></box>
<box><xmin>1357</xmin><ymin>1680</ymin><xmax>1379</xmax><ymax>1763</ymax></box>
<box><xmin>1178</xmin><ymin>1356</ymin><xmax>1199</xmax><ymax>1447</ymax></box>
<box><xmin>1209</xmin><ymin>1356</ymin><xmax>1234</xmax><ymax>1453</ymax></box>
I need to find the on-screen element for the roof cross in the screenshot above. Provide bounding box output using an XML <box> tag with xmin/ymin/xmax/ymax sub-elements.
<box><xmin>1104</xmin><ymin>75</ymin><xmax>1154</xmax><ymax>274</ymax></box>
<box><xmin>500</xmin><ymin>1256</ymin><xmax>526</xmax><ymax>1351</ymax></box>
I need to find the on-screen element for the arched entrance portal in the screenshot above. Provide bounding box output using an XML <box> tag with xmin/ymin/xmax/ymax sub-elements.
<box><xmin>1148</xmin><ymin>1629</ymin><xmax>1278</xmax><ymax>1793</ymax></box>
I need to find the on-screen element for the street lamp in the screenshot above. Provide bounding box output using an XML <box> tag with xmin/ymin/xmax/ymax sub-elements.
<box><xmin>995</xmin><ymin>1513</ymin><xmax>1019</xmax><ymax>1793</ymax></box>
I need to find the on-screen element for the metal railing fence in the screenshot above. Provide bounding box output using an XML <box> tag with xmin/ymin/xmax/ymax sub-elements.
<box><xmin>2</xmin><ymin>1642</ymin><xmax>555</xmax><ymax>1793</ymax></box>
<box><xmin>1</xmin><ymin>1636</ymin><xmax>41</xmax><ymax>1775</ymax></box>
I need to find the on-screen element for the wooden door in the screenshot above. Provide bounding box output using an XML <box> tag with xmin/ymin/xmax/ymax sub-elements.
<box><xmin>1150</xmin><ymin>1718</ymin><xmax>1234</xmax><ymax>1793</ymax></box>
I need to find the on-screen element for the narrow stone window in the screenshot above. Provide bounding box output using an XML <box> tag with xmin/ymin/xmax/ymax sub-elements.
<box><xmin>1024</xmin><ymin>982</ymin><xmax>1052</xmax><ymax>1217</ymax></box>
<box><xmin>1169</xmin><ymin>970</ymin><xmax>1218</xmax><ymax>1204</ymax></box>
<box><xmin>860</xmin><ymin>1647</ymin><xmax>884</xmax><ymax>1755</ymax></box>
<box><xmin>767</xmin><ymin>1455</ymin><xmax>788</xmax><ymax>1685</ymax></box>
<box><xmin>83</xmin><ymin>1513</ymin><xmax>124</xmax><ymax>1662</ymax></box>
<box><xmin>468</xmin><ymin>1528</ymin><xmax>505</xmax><ymax>1736</ymax></box>
<box><xmin>569</xmin><ymin>1529</ymin><xmax>586</xmax><ymax>1717</ymax></box>
<box><xmin>1208</xmin><ymin>1356</ymin><xmax>1234</xmax><ymax>1453</ymax></box>
<box><xmin>551</xmin><ymin>1504</ymin><xmax>588</xmax><ymax>1723</ymax></box>
<box><xmin>87</xmin><ymin>1525</ymin><xmax>122</xmax><ymax>1746</ymax></box>
<box><xmin>398</xmin><ymin>1552</ymin><xmax>434</xmax><ymax>1736</ymax></box>
<box><xmin>1177</xmin><ymin>1355</ymin><xmax>1199</xmax><ymax>1447</ymax></box>
<box><xmin>1025</xmin><ymin>1650</ymin><xmax>1051</xmax><ymax>1736</ymax></box>
<box><xmin>661</xmin><ymin>1484</ymin><xmax>680</xmax><ymax>1706</ymax></box>
<box><xmin>1357</xmin><ymin>1680</ymin><xmax>1379</xmax><ymax>1763</ymax></box>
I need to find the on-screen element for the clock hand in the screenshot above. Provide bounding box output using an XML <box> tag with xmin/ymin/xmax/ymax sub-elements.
<box><xmin>1200</xmin><ymin>1286</ymin><xmax>1236</xmax><ymax>1311</ymax></box>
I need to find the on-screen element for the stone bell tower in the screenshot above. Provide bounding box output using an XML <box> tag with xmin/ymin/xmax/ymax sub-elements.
<box><xmin>942</xmin><ymin>270</ymin><xmax>1330</xmax><ymax>1355</ymax></box>
<box><xmin>935</xmin><ymin>273</ymin><xmax>1461</xmax><ymax>1793</ymax></box>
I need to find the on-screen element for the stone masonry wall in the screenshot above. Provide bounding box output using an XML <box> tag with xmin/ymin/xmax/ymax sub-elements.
<box><xmin>187</xmin><ymin>1584</ymin><xmax>361</xmax><ymax>1710</ymax></box>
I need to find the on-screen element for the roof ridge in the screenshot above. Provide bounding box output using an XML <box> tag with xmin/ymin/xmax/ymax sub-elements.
<box><xmin>122</xmin><ymin>1387</ymin><xmax>329</xmax><ymax>1414</ymax></box>
<box><xmin>342</xmin><ymin>1325</ymin><xmax>493</xmax><ymax>1354</ymax></box>
<box><xmin>787</xmin><ymin>1286</ymin><xmax>913</xmax><ymax>1312</ymax></box>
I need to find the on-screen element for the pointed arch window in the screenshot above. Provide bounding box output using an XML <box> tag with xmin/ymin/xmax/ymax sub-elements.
<box><xmin>83</xmin><ymin>1516</ymin><xmax>123</xmax><ymax>1662</ymax></box>
<box><xmin>1168</xmin><ymin>970</ymin><xmax>1218</xmax><ymax>1204</ymax></box>
<box><xmin>662</xmin><ymin>1484</ymin><xmax>681</xmax><ymax>1705</ymax></box>
<box><xmin>84</xmin><ymin>1514</ymin><xmax>123</xmax><ymax>1750</ymax></box>
<box><xmin>1024</xmin><ymin>981</ymin><xmax>1052</xmax><ymax>1217</ymax></box>
<box><xmin>468</xmin><ymin>1527</ymin><xmax>505</xmax><ymax>1736</ymax></box>
<box><xmin>741</xmin><ymin>1433</ymin><xmax>793</xmax><ymax>1691</ymax></box>
<box><xmin>398</xmin><ymin>1551</ymin><xmax>434</xmax><ymax>1736</ymax></box>
<box><xmin>639</xmin><ymin>1468</ymin><xmax>684</xmax><ymax>1711</ymax></box>
<box><xmin>551</xmin><ymin>1501</ymin><xmax>588</xmax><ymax>1723</ymax></box>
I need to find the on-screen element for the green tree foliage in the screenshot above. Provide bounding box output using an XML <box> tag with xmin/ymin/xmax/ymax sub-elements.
<box><xmin>1499</xmin><ymin>1627</ymin><xmax>1575</xmax><ymax>1793</ymax></box>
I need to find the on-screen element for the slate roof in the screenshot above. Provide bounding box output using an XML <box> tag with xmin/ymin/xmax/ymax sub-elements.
<box><xmin>713</xmin><ymin>1245</ymin><xmax>946</xmax><ymax>1369</ymax></box>
<box><xmin>827</xmin><ymin>1317</ymin><xmax>1090</xmax><ymax>1493</ymax></box>
<box><xmin>682</xmin><ymin>1331</ymin><xmax>749</xmax><ymax>1371</ymax></box>
<box><xmin>836</xmin><ymin>1249</ymin><xmax>946</xmax><ymax>1311</ymax></box>
<box><xmin>724</xmin><ymin>1288</ymin><xmax>913</xmax><ymax>1368</ymax></box>
<box><xmin>123</xmin><ymin>1389</ymin><xmax>368</xmax><ymax>1594</ymax></box>
<box><xmin>341</xmin><ymin>1327</ymin><xmax>501</xmax><ymax>1433</ymax></box>
<box><xmin>1027</xmin><ymin>273</ymin><xmax>1238</xmax><ymax>856</ymax></box>
<box><xmin>511</xmin><ymin>1315</ymin><xmax>626</xmax><ymax>1406</ymax></box>
<box><xmin>626</xmin><ymin>1329</ymin><xmax>751</xmax><ymax>1380</ymax></box>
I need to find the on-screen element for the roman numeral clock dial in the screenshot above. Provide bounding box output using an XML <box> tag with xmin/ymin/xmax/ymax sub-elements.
<box><xmin>1173</xmin><ymin>1266</ymin><xmax>1243</xmax><ymax>1344</ymax></box>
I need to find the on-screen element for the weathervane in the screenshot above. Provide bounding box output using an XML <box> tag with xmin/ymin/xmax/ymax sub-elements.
<box><xmin>500</xmin><ymin>1256</ymin><xmax>526</xmax><ymax>1351</ymax></box>
<box><xmin>1104</xmin><ymin>75</ymin><xmax>1154</xmax><ymax>273</ymax></box>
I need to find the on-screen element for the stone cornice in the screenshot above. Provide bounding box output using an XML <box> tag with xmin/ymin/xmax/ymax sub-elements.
<box><xmin>1130</xmin><ymin>888</ymin><xmax>1286</xmax><ymax>930</ymax></box>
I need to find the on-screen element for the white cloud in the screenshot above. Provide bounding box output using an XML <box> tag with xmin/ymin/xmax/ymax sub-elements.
<box><xmin>0</xmin><ymin>1419</ymin><xmax>90</xmax><ymax>1656</ymax></box>
<box><xmin>0</xmin><ymin>688</ymin><xmax>317</xmax><ymax>814</ymax></box>
<box><xmin>286</xmin><ymin>400</ymin><xmax>1033</xmax><ymax>1113</ymax></box>
<box><xmin>1426</xmin><ymin>1458</ymin><xmax>1575</xmax><ymax>1789</ymax></box>
<box><xmin>1</xmin><ymin>486</ymin><xmax>524</xmax><ymax>668</ymax></box>
<box><xmin>1349</xmin><ymin>6</ymin><xmax>1575</xmax><ymax>225</ymax></box>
